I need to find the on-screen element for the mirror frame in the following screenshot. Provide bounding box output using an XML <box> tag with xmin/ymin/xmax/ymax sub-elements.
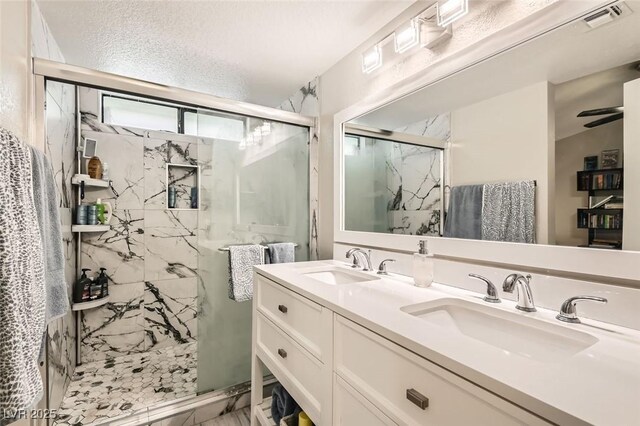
<box><xmin>333</xmin><ymin>0</ymin><xmax>640</xmax><ymax>283</ymax></box>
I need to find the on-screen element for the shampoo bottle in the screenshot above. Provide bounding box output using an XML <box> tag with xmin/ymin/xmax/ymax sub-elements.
<box><xmin>413</xmin><ymin>240</ymin><xmax>434</xmax><ymax>288</ymax></box>
<box><xmin>75</xmin><ymin>268</ymin><xmax>92</xmax><ymax>303</ymax></box>
<box><xmin>98</xmin><ymin>267</ymin><xmax>109</xmax><ymax>298</ymax></box>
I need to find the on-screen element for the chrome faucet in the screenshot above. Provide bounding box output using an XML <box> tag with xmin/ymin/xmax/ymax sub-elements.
<box><xmin>468</xmin><ymin>274</ymin><xmax>501</xmax><ymax>303</ymax></box>
<box><xmin>346</xmin><ymin>248</ymin><xmax>373</xmax><ymax>272</ymax></box>
<box><xmin>502</xmin><ymin>273</ymin><xmax>536</xmax><ymax>312</ymax></box>
<box><xmin>556</xmin><ymin>296</ymin><xmax>607</xmax><ymax>324</ymax></box>
<box><xmin>377</xmin><ymin>259</ymin><xmax>396</xmax><ymax>275</ymax></box>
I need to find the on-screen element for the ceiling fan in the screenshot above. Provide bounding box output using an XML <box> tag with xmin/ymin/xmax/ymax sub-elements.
<box><xmin>577</xmin><ymin>106</ymin><xmax>623</xmax><ymax>128</ymax></box>
<box><xmin>576</xmin><ymin>62</ymin><xmax>640</xmax><ymax>128</ymax></box>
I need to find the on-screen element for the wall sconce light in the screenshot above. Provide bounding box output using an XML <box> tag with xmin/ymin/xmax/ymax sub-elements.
<box><xmin>394</xmin><ymin>19</ymin><xmax>420</xmax><ymax>53</ymax></box>
<box><xmin>437</xmin><ymin>0</ymin><xmax>469</xmax><ymax>27</ymax></box>
<box><xmin>361</xmin><ymin>44</ymin><xmax>382</xmax><ymax>74</ymax></box>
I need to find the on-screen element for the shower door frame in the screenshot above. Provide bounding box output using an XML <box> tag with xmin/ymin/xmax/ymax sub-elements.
<box><xmin>33</xmin><ymin>58</ymin><xmax>317</xmax><ymax>424</ymax></box>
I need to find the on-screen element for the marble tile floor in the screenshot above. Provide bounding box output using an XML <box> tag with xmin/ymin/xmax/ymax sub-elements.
<box><xmin>54</xmin><ymin>342</ymin><xmax>197</xmax><ymax>426</ymax></box>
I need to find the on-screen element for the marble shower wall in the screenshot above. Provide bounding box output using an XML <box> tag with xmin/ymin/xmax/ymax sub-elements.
<box><xmin>389</xmin><ymin>113</ymin><xmax>451</xmax><ymax>236</ymax></box>
<box><xmin>278</xmin><ymin>77</ymin><xmax>319</xmax><ymax>260</ymax></box>
<box><xmin>34</xmin><ymin>0</ymin><xmax>78</xmax><ymax>412</ymax></box>
<box><xmin>78</xmin><ymin>88</ymin><xmax>199</xmax><ymax>363</ymax></box>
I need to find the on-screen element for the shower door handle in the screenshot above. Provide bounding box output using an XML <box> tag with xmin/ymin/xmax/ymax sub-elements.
<box><xmin>278</xmin><ymin>304</ymin><xmax>288</xmax><ymax>314</ymax></box>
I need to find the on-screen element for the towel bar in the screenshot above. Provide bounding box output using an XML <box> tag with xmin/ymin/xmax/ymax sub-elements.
<box><xmin>218</xmin><ymin>243</ymin><xmax>298</xmax><ymax>252</ymax></box>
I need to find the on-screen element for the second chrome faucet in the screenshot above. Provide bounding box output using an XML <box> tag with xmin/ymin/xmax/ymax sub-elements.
<box><xmin>469</xmin><ymin>272</ymin><xmax>537</xmax><ymax>312</ymax></box>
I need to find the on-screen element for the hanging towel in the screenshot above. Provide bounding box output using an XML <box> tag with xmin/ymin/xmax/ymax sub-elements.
<box><xmin>267</xmin><ymin>243</ymin><xmax>295</xmax><ymax>264</ymax></box>
<box><xmin>30</xmin><ymin>147</ymin><xmax>69</xmax><ymax>324</ymax></box>
<box><xmin>228</xmin><ymin>244</ymin><xmax>264</xmax><ymax>302</ymax></box>
<box><xmin>481</xmin><ymin>181</ymin><xmax>536</xmax><ymax>243</ymax></box>
<box><xmin>0</xmin><ymin>128</ymin><xmax>46</xmax><ymax>417</ymax></box>
<box><xmin>443</xmin><ymin>185</ymin><xmax>483</xmax><ymax>240</ymax></box>
<box><xmin>271</xmin><ymin>384</ymin><xmax>301</xmax><ymax>425</ymax></box>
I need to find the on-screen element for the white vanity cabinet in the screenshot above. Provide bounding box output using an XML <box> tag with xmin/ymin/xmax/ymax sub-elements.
<box><xmin>251</xmin><ymin>274</ymin><xmax>551</xmax><ymax>426</ymax></box>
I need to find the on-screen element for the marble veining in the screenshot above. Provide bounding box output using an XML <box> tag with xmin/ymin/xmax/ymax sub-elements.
<box><xmin>145</xmin><ymin>278</ymin><xmax>198</xmax><ymax>350</ymax></box>
<box><xmin>81</xmin><ymin>130</ymin><xmax>145</xmax><ymax>210</ymax></box>
<box><xmin>145</xmin><ymin>210</ymin><xmax>199</xmax><ymax>281</ymax></box>
<box><xmin>81</xmin><ymin>282</ymin><xmax>145</xmax><ymax>362</ymax></box>
<box><xmin>81</xmin><ymin>210</ymin><xmax>144</xmax><ymax>285</ymax></box>
<box><xmin>144</xmin><ymin>138</ymin><xmax>199</xmax><ymax>210</ymax></box>
<box><xmin>384</xmin><ymin>113</ymin><xmax>451</xmax><ymax>236</ymax></box>
<box><xmin>45</xmin><ymin>78</ymin><xmax>78</xmax><ymax>413</ymax></box>
<box><xmin>54</xmin><ymin>342</ymin><xmax>197</xmax><ymax>426</ymax></box>
<box><xmin>278</xmin><ymin>77</ymin><xmax>319</xmax><ymax>259</ymax></box>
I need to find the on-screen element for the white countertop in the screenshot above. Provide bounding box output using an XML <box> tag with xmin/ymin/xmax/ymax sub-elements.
<box><xmin>255</xmin><ymin>260</ymin><xmax>640</xmax><ymax>426</ymax></box>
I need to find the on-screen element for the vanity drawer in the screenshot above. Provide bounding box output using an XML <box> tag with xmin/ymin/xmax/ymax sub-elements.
<box><xmin>334</xmin><ymin>316</ymin><xmax>550</xmax><ymax>426</ymax></box>
<box><xmin>256</xmin><ymin>274</ymin><xmax>331</xmax><ymax>361</ymax></box>
<box><xmin>255</xmin><ymin>312</ymin><xmax>325</xmax><ymax>424</ymax></box>
<box><xmin>334</xmin><ymin>374</ymin><xmax>397</xmax><ymax>426</ymax></box>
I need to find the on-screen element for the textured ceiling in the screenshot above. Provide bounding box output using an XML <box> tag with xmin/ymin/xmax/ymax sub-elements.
<box><xmin>37</xmin><ymin>0</ymin><xmax>412</xmax><ymax>107</ymax></box>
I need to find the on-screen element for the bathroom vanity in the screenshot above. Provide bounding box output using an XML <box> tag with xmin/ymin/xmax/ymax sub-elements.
<box><xmin>250</xmin><ymin>260</ymin><xmax>640</xmax><ymax>426</ymax></box>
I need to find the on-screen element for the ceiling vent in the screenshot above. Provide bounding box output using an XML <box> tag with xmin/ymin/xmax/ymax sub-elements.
<box><xmin>584</xmin><ymin>2</ymin><xmax>631</xmax><ymax>29</ymax></box>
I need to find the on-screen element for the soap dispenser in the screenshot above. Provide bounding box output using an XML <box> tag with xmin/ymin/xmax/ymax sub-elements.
<box><xmin>413</xmin><ymin>240</ymin><xmax>434</xmax><ymax>288</ymax></box>
<box><xmin>74</xmin><ymin>268</ymin><xmax>92</xmax><ymax>303</ymax></box>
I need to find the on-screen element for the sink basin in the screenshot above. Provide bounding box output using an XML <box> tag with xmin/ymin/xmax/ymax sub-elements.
<box><xmin>302</xmin><ymin>266</ymin><xmax>380</xmax><ymax>285</ymax></box>
<box><xmin>401</xmin><ymin>298</ymin><xmax>598</xmax><ymax>362</ymax></box>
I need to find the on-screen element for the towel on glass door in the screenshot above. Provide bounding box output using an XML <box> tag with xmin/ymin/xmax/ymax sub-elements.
<box><xmin>0</xmin><ymin>128</ymin><xmax>46</xmax><ymax>417</ymax></box>
<box><xmin>227</xmin><ymin>244</ymin><xmax>264</xmax><ymax>302</ymax></box>
<box><xmin>267</xmin><ymin>242</ymin><xmax>295</xmax><ymax>264</ymax></box>
<box><xmin>481</xmin><ymin>181</ymin><xmax>536</xmax><ymax>243</ymax></box>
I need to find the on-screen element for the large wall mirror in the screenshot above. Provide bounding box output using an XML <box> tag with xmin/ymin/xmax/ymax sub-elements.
<box><xmin>341</xmin><ymin>2</ymin><xmax>640</xmax><ymax>252</ymax></box>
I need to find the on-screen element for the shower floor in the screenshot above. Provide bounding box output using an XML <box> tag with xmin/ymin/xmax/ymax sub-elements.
<box><xmin>54</xmin><ymin>342</ymin><xmax>197</xmax><ymax>426</ymax></box>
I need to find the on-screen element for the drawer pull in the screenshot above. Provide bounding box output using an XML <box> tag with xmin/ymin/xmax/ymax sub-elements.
<box><xmin>278</xmin><ymin>304</ymin><xmax>288</xmax><ymax>314</ymax></box>
<box><xmin>406</xmin><ymin>388</ymin><xmax>429</xmax><ymax>410</ymax></box>
<box><xmin>278</xmin><ymin>348</ymin><xmax>287</xmax><ymax>359</ymax></box>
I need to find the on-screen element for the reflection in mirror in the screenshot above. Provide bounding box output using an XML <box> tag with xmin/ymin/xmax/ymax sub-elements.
<box><xmin>342</xmin><ymin>4</ymin><xmax>640</xmax><ymax>251</ymax></box>
<box><xmin>343</xmin><ymin>125</ymin><xmax>445</xmax><ymax>235</ymax></box>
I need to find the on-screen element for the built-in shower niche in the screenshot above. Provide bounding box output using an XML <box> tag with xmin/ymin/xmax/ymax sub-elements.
<box><xmin>166</xmin><ymin>163</ymin><xmax>200</xmax><ymax>210</ymax></box>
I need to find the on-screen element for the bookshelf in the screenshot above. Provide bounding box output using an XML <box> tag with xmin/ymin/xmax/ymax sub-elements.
<box><xmin>576</xmin><ymin>168</ymin><xmax>623</xmax><ymax>249</ymax></box>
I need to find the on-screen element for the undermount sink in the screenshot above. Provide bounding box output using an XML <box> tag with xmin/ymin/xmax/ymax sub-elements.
<box><xmin>302</xmin><ymin>266</ymin><xmax>380</xmax><ymax>285</ymax></box>
<box><xmin>401</xmin><ymin>298</ymin><xmax>598</xmax><ymax>362</ymax></box>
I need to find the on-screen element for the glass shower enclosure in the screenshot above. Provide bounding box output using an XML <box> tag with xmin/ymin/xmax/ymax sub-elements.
<box><xmin>38</xmin><ymin>64</ymin><xmax>312</xmax><ymax>425</ymax></box>
<box><xmin>195</xmin><ymin>110</ymin><xmax>310</xmax><ymax>393</ymax></box>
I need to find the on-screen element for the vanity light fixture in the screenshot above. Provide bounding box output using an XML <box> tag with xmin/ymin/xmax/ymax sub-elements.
<box><xmin>362</xmin><ymin>44</ymin><xmax>382</xmax><ymax>74</ymax></box>
<box><xmin>436</xmin><ymin>0</ymin><xmax>469</xmax><ymax>27</ymax></box>
<box><xmin>394</xmin><ymin>19</ymin><xmax>420</xmax><ymax>53</ymax></box>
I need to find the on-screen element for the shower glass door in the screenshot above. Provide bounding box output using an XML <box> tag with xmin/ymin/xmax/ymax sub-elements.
<box><xmin>194</xmin><ymin>110</ymin><xmax>310</xmax><ymax>393</ymax></box>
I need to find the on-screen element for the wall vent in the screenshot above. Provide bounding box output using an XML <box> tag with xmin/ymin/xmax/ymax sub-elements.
<box><xmin>584</xmin><ymin>2</ymin><xmax>632</xmax><ymax>29</ymax></box>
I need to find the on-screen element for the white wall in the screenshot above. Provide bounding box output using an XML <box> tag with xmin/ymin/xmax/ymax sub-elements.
<box><xmin>318</xmin><ymin>0</ymin><xmax>576</xmax><ymax>258</ymax></box>
<box><xmin>0</xmin><ymin>0</ymin><xmax>32</xmax><ymax>142</ymax></box>
<box><xmin>555</xmin><ymin>121</ymin><xmax>623</xmax><ymax>247</ymax></box>
<box><xmin>623</xmin><ymin>78</ymin><xmax>640</xmax><ymax>251</ymax></box>
<box><xmin>449</xmin><ymin>81</ymin><xmax>555</xmax><ymax>244</ymax></box>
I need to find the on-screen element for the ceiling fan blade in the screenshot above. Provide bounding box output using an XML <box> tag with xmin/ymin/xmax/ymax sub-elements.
<box><xmin>584</xmin><ymin>112</ymin><xmax>624</xmax><ymax>128</ymax></box>
<box><xmin>577</xmin><ymin>106</ymin><xmax>624</xmax><ymax>117</ymax></box>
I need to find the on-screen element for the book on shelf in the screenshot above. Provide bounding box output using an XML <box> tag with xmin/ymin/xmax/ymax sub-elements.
<box><xmin>579</xmin><ymin>169</ymin><xmax>622</xmax><ymax>190</ymax></box>
<box><xmin>590</xmin><ymin>195</ymin><xmax>614</xmax><ymax>209</ymax></box>
<box><xmin>604</xmin><ymin>203</ymin><xmax>624</xmax><ymax>209</ymax></box>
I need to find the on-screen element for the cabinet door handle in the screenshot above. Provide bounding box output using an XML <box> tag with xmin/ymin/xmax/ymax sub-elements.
<box><xmin>406</xmin><ymin>388</ymin><xmax>429</xmax><ymax>410</ymax></box>
<box><xmin>277</xmin><ymin>349</ymin><xmax>287</xmax><ymax>359</ymax></box>
<box><xmin>278</xmin><ymin>304</ymin><xmax>288</xmax><ymax>314</ymax></box>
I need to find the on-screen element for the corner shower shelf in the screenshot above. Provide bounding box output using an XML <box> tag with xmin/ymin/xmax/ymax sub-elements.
<box><xmin>72</xmin><ymin>224</ymin><xmax>111</xmax><ymax>233</ymax></box>
<box><xmin>72</xmin><ymin>296</ymin><xmax>110</xmax><ymax>311</ymax></box>
<box><xmin>71</xmin><ymin>174</ymin><xmax>110</xmax><ymax>188</ymax></box>
<box><xmin>254</xmin><ymin>397</ymin><xmax>276</xmax><ymax>426</ymax></box>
